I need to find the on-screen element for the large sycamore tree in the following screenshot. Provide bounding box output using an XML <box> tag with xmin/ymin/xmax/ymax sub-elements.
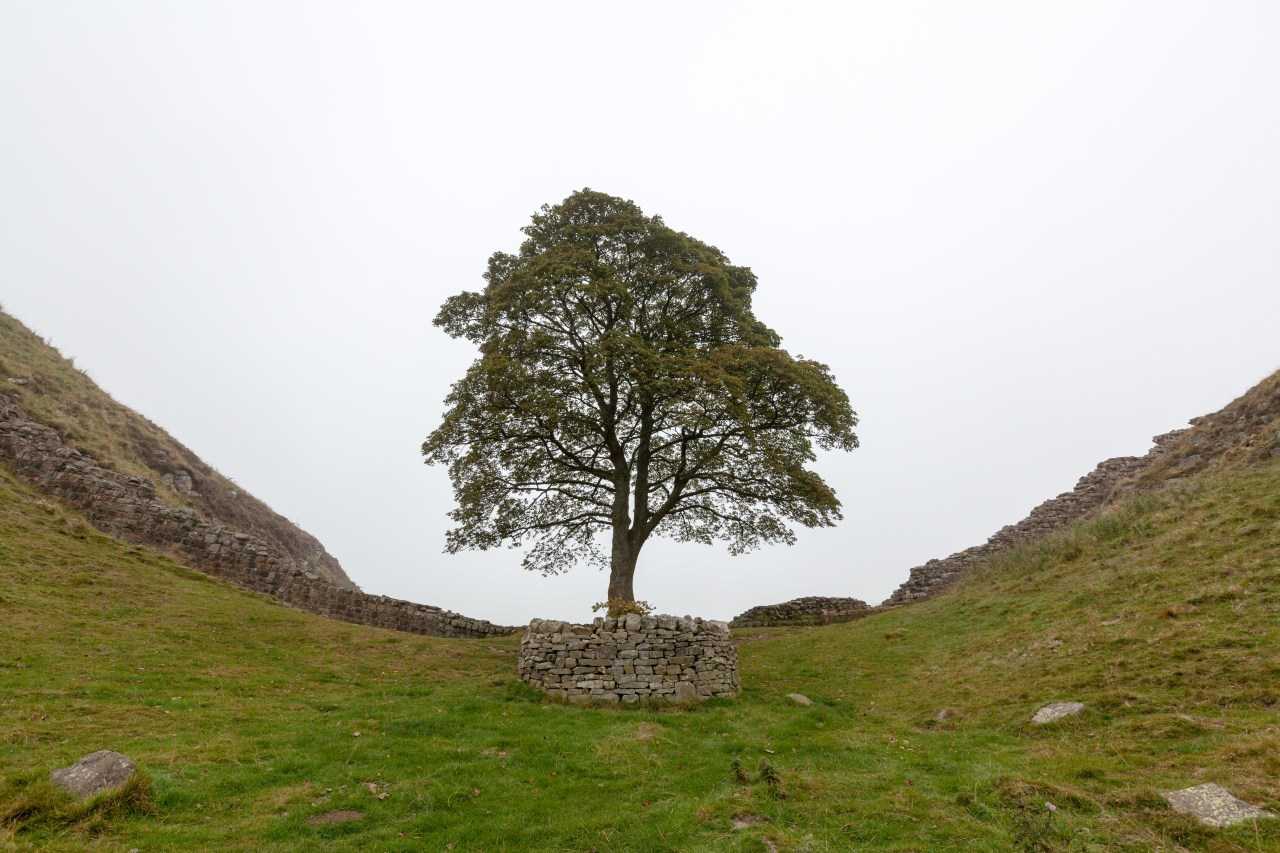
<box><xmin>424</xmin><ymin>190</ymin><xmax>858</xmax><ymax>609</ymax></box>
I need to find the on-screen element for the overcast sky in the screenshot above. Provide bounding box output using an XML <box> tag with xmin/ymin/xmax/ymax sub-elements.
<box><xmin>2</xmin><ymin>2</ymin><xmax>1277</xmax><ymax>625</ymax></box>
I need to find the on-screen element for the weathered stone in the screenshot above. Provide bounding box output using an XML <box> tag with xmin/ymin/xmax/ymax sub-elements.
<box><xmin>732</xmin><ymin>596</ymin><xmax>874</xmax><ymax>628</ymax></box>
<box><xmin>1162</xmin><ymin>783</ymin><xmax>1274</xmax><ymax>828</ymax></box>
<box><xmin>520</xmin><ymin>616</ymin><xmax>738</xmax><ymax>704</ymax></box>
<box><xmin>673</xmin><ymin>681</ymin><xmax>699</xmax><ymax>703</ymax></box>
<box><xmin>880</xmin><ymin>376</ymin><xmax>1280</xmax><ymax>607</ymax></box>
<box><xmin>787</xmin><ymin>693</ymin><xmax>813</xmax><ymax>707</ymax></box>
<box><xmin>50</xmin><ymin>750</ymin><xmax>136</xmax><ymax>799</ymax></box>
<box><xmin>1031</xmin><ymin>702</ymin><xmax>1085</xmax><ymax>725</ymax></box>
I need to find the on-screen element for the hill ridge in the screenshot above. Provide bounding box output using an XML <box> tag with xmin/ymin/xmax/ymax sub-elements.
<box><xmin>887</xmin><ymin>369</ymin><xmax>1280</xmax><ymax>605</ymax></box>
<box><xmin>0</xmin><ymin>391</ymin><xmax>513</xmax><ymax>637</ymax></box>
<box><xmin>0</xmin><ymin>310</ymin><xmax>355</xmax><ymax>589</ymax></box>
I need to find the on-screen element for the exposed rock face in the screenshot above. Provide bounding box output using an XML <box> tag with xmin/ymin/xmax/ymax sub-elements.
<box><xmin>731</xmin><ymin>596</ymin><xmax>874</xmax><ymax>628</ymax></box>
<box><xmin>50</xmin><ymin>750</ymin><xmax>136</xmax><ymax>799</ymax></box>
<box><xmin>0</xmin><ymin>394</ymin><xmax>514</xmax><ymax>639</ymax></box>
<box><xmin>518</xmin><ymin>614</ymin><xmax>739</xmax><ymax>703</ymax></box>
<box><xmin>885</xmin><ymin>370</ymin><xmax>1280</xmax><ymax>606</ymax></box>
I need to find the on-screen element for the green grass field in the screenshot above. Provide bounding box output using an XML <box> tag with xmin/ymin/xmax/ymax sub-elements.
<box><xmin>2</xmin><ymin>458</ymin><xmax>1278</xmax><ymax>851</ymax></box>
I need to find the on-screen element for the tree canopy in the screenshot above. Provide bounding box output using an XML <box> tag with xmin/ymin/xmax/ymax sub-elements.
<box><xmin>424</xmin><ymin>189</ymin><xmax>858</xmax><ymax>606</ymax></box>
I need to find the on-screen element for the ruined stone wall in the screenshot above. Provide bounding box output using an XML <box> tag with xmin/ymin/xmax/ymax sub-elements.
<box><xmin>0</xmin><ymin>394</ymin><xmax>514</xmax><ymax>639</ymax></box>
<box><xmin>731</xmin><ymin>596</ymin><xmax>874</xmax><ymax>627</ymax></box>
<box><xmin>518</xmin><ymin>614</ymin><xmax>739</xmax><ymax>703</ymax></box>
<box><xmin>884</xmin><ymin>455</ymin><xmax>1150</xmax><ymax>605</ymax></box>
<box><xmin>886</xmin><ymin>370</ymin><xmax>1280</xmax><ymax>606</ymax></box>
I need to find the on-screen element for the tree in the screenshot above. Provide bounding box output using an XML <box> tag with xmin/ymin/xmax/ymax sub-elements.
<box><xmin>423</xmin><ymin>189</ymin><xmax>858</xmax><ymax>611</ymax></box>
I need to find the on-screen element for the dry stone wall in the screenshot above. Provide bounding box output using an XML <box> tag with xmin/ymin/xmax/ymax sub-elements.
<box><xmin>887</xmin><ymin>370</ymin><xmax>1280</xmax><ymax>605</ymax></box>
<box><xmin>518</xmin><ymin>614</ymin><xmax>739</xmax><ymax>703</ymax></box>
<box><xmin>731</xmin><ymin>596</ymin><xmax>874</xmax><ymax>627</ymax></box>
<box><xmin>885</xmin><ymin>455</ymin><xmax>1150</xmax><ymax>605</ymax></box>
<box><xmin>0</xmin><ymin>394</ymin><xmax>514</xmax><ymax>639</ymax></box>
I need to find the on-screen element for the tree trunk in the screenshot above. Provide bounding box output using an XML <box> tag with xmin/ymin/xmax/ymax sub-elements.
<box><xmin>608</xmin><ymin>524</ymin><xmax>637</xmax><ymax>604</ymax></box>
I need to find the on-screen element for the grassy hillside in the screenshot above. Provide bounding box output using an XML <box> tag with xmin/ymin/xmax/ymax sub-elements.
<box><xmin>1</xmin><ymin>456</ymin><xmax>1278</xmax><ymax>850</ymax></box>
<box><xmin>0</xmin><ymin>310</ymin><xmax>355</xmax><ymax>588</ymax></box>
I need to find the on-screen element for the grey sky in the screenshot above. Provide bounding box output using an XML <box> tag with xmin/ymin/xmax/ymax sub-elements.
<box><xmin>3</xmin><ymin>1</ymin><xmax>1276</xmax><ymax>625</ymax></box>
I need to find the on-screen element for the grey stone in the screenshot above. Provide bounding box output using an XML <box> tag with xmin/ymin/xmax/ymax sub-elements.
<box><xmin>787</xmin><ymin>693</ymin><xmax>813</xmax><ymax>707</ymax></box>
<box><xmin>1031</xmin><ymin>701</ymin><xmax>1085</xmax><ymax>725</ymax></box>
<box><xmin>731</xmin><ymin>596</ymin><xmax>873</xmax><ymax>628</ymax></box>
<box><xmin>49</xmin><ymin>750</ymin><xmax>136</xmax><ymax>799</ymax></box>
<box><xmin>520</xmin><ymin>614</ymin><xmax>739</xmax><ymax>704</ymax></box>
<box><xmin>673</xmin><ymin>681</ymin><xmax>699</xmax><ymax>702</ymax></box>
<box><xmin>1162</xmin><ymin>783</ymin><xmax>1274</xmax><ymax>828</ymax></box>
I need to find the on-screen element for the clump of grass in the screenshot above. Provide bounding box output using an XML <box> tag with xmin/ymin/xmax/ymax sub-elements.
<box><xmin>0</xmin><ymin>771</ymin><xmax>154</xmax><ymax>837</ymax></box>
<box><xmin>759</xmin><ymin>761</ymin><xmax>786</xmax><ymax>800</ymax></box>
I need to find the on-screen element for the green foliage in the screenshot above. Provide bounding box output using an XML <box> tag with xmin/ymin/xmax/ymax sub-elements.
<box><xmin>591</xmin><ymin>597</ymin><xmax>653</xmax><ymax>618</ymax></box>
<box><xmin>423</xmin><ymin>190</ymin><xmax>858</xmax><ymax>593</ymax></box>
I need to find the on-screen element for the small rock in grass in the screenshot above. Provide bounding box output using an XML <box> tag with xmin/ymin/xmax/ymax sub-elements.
<box><xmin>934</xmin><ymin>708</ymin><xmax>960</xmax><ymax>723</ymax></box>
<box><xmin>787</xmin><ymin>693</ymin><xmax>812</xmax><ymax>707</ymax></box>
<box><xmin>50</xmin><ymin>750</ymin><xmax>136</xmax><ymax>799</ymax></box>
<box><xmin>307</xmin><ymin>810</ymin><xmax>365</xmax><ymax>826</ymax></box>
<box><xmin>731</xmin><ymin>813</ymin><xmax>766</xmax><ymax>830</ymax></box>
<box><xmin>1162</xmin><ymin>783</ymin><xmax>1274</xmax><ymax>828</ymax></box>
<box><xmin>1031</xmin><ymin>702</ymin><xmax>1085</xmax><ymax>725</ymax></box>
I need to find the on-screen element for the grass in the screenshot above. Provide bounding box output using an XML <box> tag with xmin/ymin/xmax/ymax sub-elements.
<box><xmin>1</xmin><ymin>459</ymin><xmax>1278</xmax><ymax>850</ymax></box>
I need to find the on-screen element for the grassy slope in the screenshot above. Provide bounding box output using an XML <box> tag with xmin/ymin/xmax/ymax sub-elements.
<box><xmin>0</xmin><ymin>311</ymin><xmax>354</xmax><ymax>588</ymax></box>
<box><xmin>1</xmin><ymin>460</ymin><xmax>1278</xmax><ymax>851</ymax></box>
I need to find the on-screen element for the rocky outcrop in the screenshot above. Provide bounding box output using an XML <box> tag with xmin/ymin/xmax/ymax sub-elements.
<box><xmin>731</xmin><ymin>596</ymin><xmax>874</xmax><ymax>627</ymax></box>
<box><xmin>0</xmin><ymin>394</ymin><xmax>514</xmax><ymax>638</ymax></box>
<box><xmin>518</xmin><ymin>614</ymin><xmax>739</xmax><ymax>703</ymax></box>
<box><xmin>886</xmin><ymin>369</ymin><xmax>1280</xmax><ymax>606</ymax></box>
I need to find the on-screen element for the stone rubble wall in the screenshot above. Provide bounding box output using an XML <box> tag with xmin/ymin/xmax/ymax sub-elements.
<box><xmin>518</xmin><ymin>614</ymin><xmax>739</xmax><ymax>703</ymax></box>
<box><xmin>884</xmin><ymin>455</ymin><xmax>1150</xmax><ymax>605</ymax></box>
<box><xmin>0</xmin><ymin>394</ymin><xmax>515</xmax><ymax>639</ymax></box>
<box><xmin>886</xmin><ymin>370</ymin><xmax>1280</xmax><ymax>606</ymax></box>
<box><xmin>731</xmin><ymin>596</ymin><xmax>874</xmax><ymax>627</ymax></box>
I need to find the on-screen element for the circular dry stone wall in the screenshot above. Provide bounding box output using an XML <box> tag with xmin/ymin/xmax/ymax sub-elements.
<box><xmin>518</xmin><ymin>614</ymin><xmax>739</xmax><ymax>704</ymax></box>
